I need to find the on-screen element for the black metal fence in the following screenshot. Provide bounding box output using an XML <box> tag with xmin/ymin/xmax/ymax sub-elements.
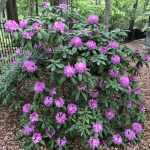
<box><xmin>0</xmin><ymin>20</ymin><xmax>19</xmax><ymax>64</ymax></box>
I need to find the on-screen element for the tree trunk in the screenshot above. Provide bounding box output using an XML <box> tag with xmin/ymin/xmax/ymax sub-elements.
<box><xmin>52</xmin><ymin>0</ymin><xmax>68</xmax><ymax>6</ymax></box>
<box><xmin>35</xmin><ymin>0</ymin><xmax>39</xmax><ymax>16</ymax></box>
<box><xmin>6</xmin><ymin>0</ymin><xmax>18</xmax><ymax>22</ymax></box>
<box><xmin>128</xmin><ymin>0</ymin><xmax>138</xmax><ymax>40</ymax></box>
<box><xmin>104</xmin><ymin>0</ymin><xmax>111</xmax><ymax>32</ymax></box>
<box><xmin>29</xmin><ymin>0</ymin><xmax>34</xmax><ymax>16</ymax></box>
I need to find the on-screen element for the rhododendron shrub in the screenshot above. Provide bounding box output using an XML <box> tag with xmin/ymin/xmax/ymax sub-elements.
<box><xmin>1</xmin><ymin>2</ymin><xmax>149</xmax><ymax>150</ymax></box>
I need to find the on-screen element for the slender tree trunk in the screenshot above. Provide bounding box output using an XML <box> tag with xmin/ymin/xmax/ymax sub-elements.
<box><xmin>6</xmin><ymin>0</ymin><xmax>18</xmax><ymax>22</ymax></box>
<box><xmin>128</xmin><ymin>0</ymin><xmax>138</xmax><ymax>40</ymax></box>
<box><xmin>35</xmin><ymin>0</ymin><xmax>39</xmax><ymax>16</ymax></box>
<box><xmin>29</xmin><ymin>0</ymin><xmax>34</xmax><ymax>16</ymax></box>
<box><xmin>104</xmin><ymin>0</ymin><xmax>111</xmax><ymax>32</ymax></box>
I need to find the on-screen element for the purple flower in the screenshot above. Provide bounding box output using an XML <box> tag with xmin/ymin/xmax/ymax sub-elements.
<box><xmin>41</xmin><ymin>2</ymin><xmax>49</xmax><ymax>8</ymax></box>
<box><xmin>55</xmin><ymin>97</ymin><xmax>65</xmax><ymax>108</ymax></box>
<box><xmin>29</xmin><ymin>112</ymin><xmax>39</xmax><ymax>122</ymax></box>
<box><xmin>55</xmin><ymin>112</ymin><xmax>67</xmax><ymax>124</ymax></box>
<box><xmin>98</xmin><ymin>80</ymin><xmax>104</xmax><ymax>88</ymax></box>
<box><xmin>53</xmin><ymin>21</ymin><xmax>65</xmax><ymax>33</ymax></box>
<box><xmin>112</xmin><ymin>134</ymin><xmax>123</xmax><ymax>145</ymax></box>
<box><xmin>86</xmin><ymin>41</ymin><xmax>96</xmax><ymax>50</ymax></box>
<box><xmin>34</xmin><ymin>82</ymin><xmax>45</xmax><ymax>94</ymax></box>
<box><xmin>56</xmin><ymin>136</ymin><xmax>67</xmax><ymax>147</ymax></box>
<box><xmin>126</xmin><ymin>101</ymin><xmax>132</xmax><ymax>109</ymax></box>
<box><xmin>32</xmin><ymin>133</ymin><xmax>42</xmax><ymax>144</ymax></box>
<box><xmin>45</xmin><ymin>129</ymin><xmax>56</xmax><ymax>138</ymax></box>
<box><xmin>132</xmin><ymin>122</ymin><xmax>142</xmax><ymax>134</ymax></box>
<box><xmin>105</xmin><ymin>109</ymin><xmax>115</xmax><ymax>120</ymax></box>
<box><xmin>135</xmin><ymin>48</ymin><xmax>141</xmax><ymax>55</ymax></box>
<box><xmin>22</xmin><ymin>30</ymin><xmax>34</xmax><ymax>39</ymax></box>
<box><xmin>77</xmin><ymin>84</ymin><xmax>87</xmax><ymax>92</ymax></box>
<box><xmin>23</xmin><ymin>60</ymin><xmax>37</xmax><ymax>73</ymax></box>
<box><xmin>143</xmin><ymin>54</ymin><xmax>150</xmax><ymax>61</ymax></box>
<box><xmin>22</xmin><ymin>103</ymin><xmax>30</xmax><ymax>114</ymax></box>
<box><xmin>4</xmin><ymin>20</ymin><xmax>19</xmax><ymax>32</ymax></box>
<box><xmin>119</xmin><ymin>76</ymin><xmax>129</xmax><ymax>87</ymax></box>
<box><xmin>19</xmin><ymin>19</ymin><xmax>28</xmax><ymax>28</ymax></box>
<box><xmin>46</xmin><ymin>47</ymin><xmax>52</xmax><ymax>54</ymax></box>
<box><xmin>64</xmin><ymin>65</ymin><xmax>75</xmax><ymax>78</ymax></box>
<box><xmin>59</xmin><ymin>3</ymin><xmax>68</xmax><ymax>9</ymax></box>
<box><xmin>15</xmin><ymin>48</ymin><xmax>22</xmax><ymax>54</ymax></box>
<box><xmin>70</xmin><ymin>37</ymin><xmax>82</xmax><ymax>48</ymax></box>
<box><xmin>130</xmin><ymin>75</ymin><xmax>138</xmax><ymax>82</ymax></box>
<box><xmin>87</xmin><ymin>14</ymin><xmax>99</xmax><ymax>25</ymax></box>
<box><xmin>98</xmin><ymin>46</ymin><xmax>107</xmax><ymax>54</ymax></box>
<box><xmin>50</xmin><ymin>87</ymin><xmax>57</xmax><ymax>96</ymax></box>
<box><xmin>108</xmin><ymin>40</ymin><xmax>118</xmax><ymax>49</ymax></box>
<box><xmin>67</xmin><ymin>103</ymin><xmax>77</xmax><ymax>115</ymax></box>
<box><xmin>138</xmin><ymin>105</ymin><xmax>145</xmax><ymax>112</ymax></box>
<box><xmin>34</xmin><ymin>42</ymin><xmax>41</xmax><ymax>49</ymax></box>
<box><xmin>88</xmin><ymin>136</ymin><xmax>100</xmax><ymax>149</ymax></box>
<box><xmin>88</xmin><ymin>99</ymin><xmax>98</xmax><ymax>109</ymax></box>
<box><xmin>92</xmin><ymin>122</ymin><xmax>103</xmax><ymax>133</ymax></box>
<box><xmin>44</xmin><ymin>96</ymin><xmax>53</xmax><ymax>107</ymax></box>
<box><xmin>124</xmin><ymin>129</ymin><xmax>136</xmax><ymax>141</ymax></box>
<box><xmin>23</xmin><ymin>123</ymin><xmax>35</xmax><ymax>136</ymax></box>
<box><xmin>32</xmin><ymin>22</ymin><xmax>42</xmax><ymax>30</ymax></box>
<box><xmin>134</xmin><ymin>89</ymin><xmax>140</xmax><ymax>95</ymax></box>
<box><xmin>108</xmin><ymin>69</ymin><xmax>119</xmax><ymax>78</ymax></box>
<box><xmin>26</xmin><ymin>51</ymin><xmax>32</xmax><ymax>56</ymax></box>
<box><xmin>111</xmin><ymin>55</ymin><xmax>120</xmax><ymax>65</ymax></box>
<box><xmin>75</xmin><ymin>61</ymin><xmax>87</xmax><ymax>74</ymax></box>
<box><xmin>89</xmin><ymin>89</ymin><xmax>99</xmax><ymax>98</ymax></box>
<box><xmin>127</xmin><ymin>86</ymin><xmax>132</xmax><ymax>94</ymax></box>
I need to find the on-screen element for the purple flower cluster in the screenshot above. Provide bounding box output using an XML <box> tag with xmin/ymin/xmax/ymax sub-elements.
<box><xmin>64</xmin><ymin>65</ymin><xmax>75</xmax><ymax>78</ymax></box>
<box><xmin>67</xmin><ymin>103</ymin><xmax>77</xmax><ymax>115</ymax></box>
<box><xmin>86</xmin><ymin>41</ymin><xmax>96</xmax><ymax>50</ymax></box>
<box><xmin>23</xmin><ymin>60</ymin><xmax>37</xmax><ymax>73</ymax></box>
<box><xmin>87</xmin><ymin>14</ymin><xmax>99</xmax><ymax>25</ymax></box>
<box><xmin>29</xmin><ymin>112</ymin><xmax>39</xmax><ymax>122</ymax></box>
<box><xmin>22</xmin><ymin>103</ymin><xmax>30</xmax><ymax>114</ymax></box>
<box><xmin>41</xmin><ymin>2</ymin><xmax>49</xmax><ymax>8</ymax></box>
<box><xmin>77</xmin><ymin>84</ymin><xmax>87</xmax><ymax>92</ymax></box>
<box><xmin>75</xmin><ymin>61</ymin><xmax>87</xmax><ymax>74</ymax></box>
<box><xmin>56</xmin><ymin>136</ymin><xmax>67</xmax><ymax>147</ymax></box>
<box><xmin>124</xmin><ymin>129</ymin><xmax>136</xmax><ymax>141</ymax></box>
<box><xmin>111</xmin><ymin>55</ymin><xmax>120</xmax><ymax>65</ymax></box>
<box><xmin>130</xmin><ymin>75</ymin><xmax>138</xmax><ymax>82</ymax></box>
<box><xmin>59</xmin><ymin>3</ymin><xmax>68</xmax><ymax>9</ymax></box>
<box><xmin>32</xmin><ymin>22</ymin><xmax>42</xmax><ymax>30</ymax></box>
<box><xmin>126</xmin><ymin>101</ymin><xmax>132</xmax><ymax>109</ymax></box>
<box><xmin>50</xmin><ymin>87</ymin><xmax>57</xmax><ymax>96</ymax></box>
<box><xmin>46</xmin><ymin>47</ymin><xmax>52</xmax><ymax>54</ymax></box>
<box><xmin>55</xmin><ymin>97</ymin><xmax>65</xmax><ymax>108</ymax></box>
<box><xmin>53</xmin><ymin>21</ymin><xmax>65</xmax><ymax>33</ymax></box>
<box><xmin>92</xmin><ymin>122</ymin><xmax>103</xmax><ymax>133</ymax></box>
<box><xmin>22</xmin><ymin>30</ymin><xmax>34</xmax><ymax>39</ymax></box>
<box><xmin>15</xmin><ymin>48</ymin><xmax>22</xmax><ymax>54</ymax></box>
<box><xmin>98</xmin><ymin>46</ymin><xmax>107</xmax><ymax>54</ymax></box>
<box><xmin>44</xmin><ymin>96</ymin><xmax>53</xmax><ymax>107</ymax></box>
<box><xmin>55</xmin><ymin>112</ymin><xmax>67</xmax><ymax>124</ymax></box>
<box><xmin>23</xmin><ymin>123</ymin><xmax>35</xmax><ymax>136</ymax></box>
<box><xmin>70</xmin><ymin>36</ymin><xmax>82</xmax><ymax>48</ymax></box>
<box><xmin>105</xmin><ymin>109</ymin><xmax>115</xmax><ymax>120</ymax></box>
<box><xmin>143</xmin><ymin>54</ymin><xmax>150</xmax><ymax>61</ymax></box>
<box><xmin>88</xmin><ymin>136</ymin><xmax>100</xmax><ymax>149</ymax></box>
<box><xmin>32</xmin><ymin>133</ymin><xmax>42</xmax><ymax>144</ymax></box>
<box><xmin>19</xmin><ymin>19</ymin><xmax>28</xmax><ymax>28</ymax></box>
<box><xmin>108</xmin><ymin>69</ymin><xmax>119</xmax><ymax>78</ymax></box>
<box><xmin>34</xmin><ymin>82</ymin><xmax>45</xmax><ymax>94</ymax></box>
<box><xmin>45</xmin><ymin>129</ymin><xmax>56</xmax><ymax>139</ymax></box>
<box><xmin>138</xmin><ymin>105</ymin><xmax>145</xmax><ymax>112</ymax></box>
<box><xmin>4</xmin><ymin>20</ymin><xmax>19</xmax><ymax>32</ymax></box>
<box><xmin>132</xmin><ymin>122</ymin><xmax>142</xmax><ymax>134</ymax></box>
<box><xmin>112</xmin><ymin>134</ymin><xmax>123</xmax><ymax>145</ymax></box>
<box><xmin>108</xmin><ymin>40</ymin><xmax>118</xmax><ymax>49</ymax></box>
<box><xmin>88</xmin><ymin>99</ymin><xmax>98</xmax><ymax>109</ymax></box>
<box><xmin>119</xmin><ymin>76</ymin><xmax>129</xmax><ymax>87</ymax></box>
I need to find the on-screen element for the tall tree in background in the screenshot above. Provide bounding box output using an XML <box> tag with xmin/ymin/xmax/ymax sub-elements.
<box><xmin>104</xmin><ymin>0</ymin><xmax>111</xmax><ymax>32</ymax></box>
<box><xmin>29</xmin><ymin>0</ymin><xmax>34</xmax><ymax>16</ymax></box>
<box><xmin>6</xmin><ymin>0</ymin><xmax>18</xmax><ymax>22</ymax></box>
<box><xmin>128</xmin><ymin>0</ymin><xmax>139</xmax><ymax>40</ymax></box>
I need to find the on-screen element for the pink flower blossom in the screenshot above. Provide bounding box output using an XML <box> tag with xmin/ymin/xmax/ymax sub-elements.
<box><xmin>108</xmin><ymin>69</ymin><xmax>119</xmax><ymax>78</ymax></box>
<box><xmin>34</xmin><ymin>82</ymin><xmax>45</xmax><ymax>94</ymax></box>
<box><xmin>88</xmin><ymin>99</ymin><xmax>98</xmax><ymax>109</ymax></box>
<box><xmin>126</xmin><ymin>101</ymin><xmax>132</xmax><ymax>109</ymax></box>
<box><xmin>111</xmin><ymin>55</ymin><xmax>120</xmax><ymax>65</ymax></box>
<box><xmin>59</xmin><ymin>3</ymin><xmax>68</xmax><ymax>9</ymax></box>
<box><xmin>32</xmin><ymin>133</ymin><xmax>42</xmax><ymax>144</ymax></box>
<box><xmin>15</xmin><ymin>48</ymin><xmax>22</xmax><ymax>54</ymax></box>
<box><xmin>45</xmin><ymin>129</ymin><xmax>55</xmax><ymax>138</ymax></box>
<box><xmin>4</xmin><ymin>20</ymin><xmax>19</xmax><ymax>32</ymax></box>
<box><xmin>55</xmin><ymin>97</ymin><xmax>65</xmax><ymax>108</ymax></box>
<box><xmin>53</xmin><ymin>21</ymin><xmax>65</xmax><ymax>33</ymax></box>
<box><xmin>86</xmin><ymin>41</ymin><xmax>96</xmax><ymax>50</ymax></box>
<box><xmin>75</xmin><ymin>61</ymin><xmax>87</xmax><ymax>74</ymax></box>
<box><xmin>70</xmin><ymin>37</ymin><xmax>82</xmax><ymax>48</ymax></box>
<box><xmin>92</xmin><ymin>122</ymin><xmax>103</xmax><ymax>133</ymax></box>
<box><xmin>87</xmin><ymin>14</ymin><xmax>99</xmax><ymax>25</ymax></box>
<box><xmin>143</xmin><ymin>54</ymin><xmax>150</xmax><ymax>61</ymax></box>
<box><xmin>23</xmin><ymin>60</ymin><xmax>37</xmax><ymax>73</ymax></box>
<box><xmin>98</xmin><ymin>46</ymin><xmax>107</xmax><ymax>54</ymax></box>
<box><xmin>22</xmin><ymin>30</ymin><xmax>34</xmax><ymax>39</ymax></box>
<box><xmin>124</xmin><ymin>129</ymin><xmax>136</xmax><ymax>141</ymax></box>
<box><xmin>64</xmin><ymin>65</ymin><xmax>75</xmax><ymax>78</ymax></box>
<box><xmin>22</xmin><ymin>103</ymin><xmax>30</xmax><ymax>114</ymax></box>
<box><xmin>89</xmin><ymin>89</ymin><xmax>99</xmax><ymax>98</ymax></box>
<box><xmin>44</xmin><ymin>96</ymin><xmax>53</xmax><ymax>107</ymax></box>
<box><xmin>23</xmin><ymin>123</ymin><xmax>35</xmax><ymax>136</ymax></box>
<box><xmin>108</xmin><ymin>40</ymin><xmax>118</xmax><ymax>49</ymax></box>
<box><xmin>56</xmin><ymin>136</ymin><xmax>67</xmax><ymax>147</ymax></box>
<box><xmin>88</xmin><ymin>136</ymin><xmax>100</xmax><ymax>149</ymax></box>
<box><xmin>41</xmin><ymin>2</ymin><xmax>49</xmax><ymax>8</ymax></box>
<box><xmin>32</xmin><ymin>22</ymin><xmax>42</xmax><ymax>30</ymax></box>
<box><xmin>49</xmin><ymin>87</ymin><xmax>57</xmax><ymax>96</ymax></box>
<box><xmin>112</xmin><ymin>134</ymin><xmax>123</xmax><ymax>145</ymax></box>
<box><xmin>138</xmin><ymin>105</ymin><xmax>145</xmax><ymax>112</ymax></box>
<box><xmin>67</xmin><ymin>103</ymin><xmax>77</xmax><ymax>115</ymax></box>
<box><xmin>46</xmin><ymin>47</ymin><xmax>52</xmax><ymax>54</ymax></box>
<box><xmin>105</xmin><ymin>109</ymin><xmax>115</xmax><ymax>120</ymax></box>
<box><xmin>119</xmin><ymin>76</ymin><xmax>129</xmax><ymax>87</ymax></box>
<box><xmin>55</xmin><ymin>112</ymin><xmax>67</xmax><ymax>124</ymax></box>
<box><xmin>132</xmin><ymin>122</ymin><xmax>142</xmax><ymax>134</ymax></box>
<box><xmin>19</xmin><ymin>19</ymin><xmax>28</xmax><ymax>28</ymax></box>
<box><xmin>29</xmin><ymin>112</ymin><xmax>39</xmax><ymax>122</ymax></box>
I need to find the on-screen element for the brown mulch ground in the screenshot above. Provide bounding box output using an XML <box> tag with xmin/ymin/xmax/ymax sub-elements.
<box><xmin>0</xmin><ymin>40</ymin><xmax>149</xmax><ymax>150</ymax></box>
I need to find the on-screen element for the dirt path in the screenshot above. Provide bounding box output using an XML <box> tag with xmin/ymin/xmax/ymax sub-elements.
<box><xmin>0</xmin><ymin>40</ymin><xmax>149</xmax><ymax>150</ymax></box>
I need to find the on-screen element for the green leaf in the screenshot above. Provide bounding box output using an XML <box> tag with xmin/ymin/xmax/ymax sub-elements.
<box><xmin>71</xmin><ymin>78</ymin><xmax>76</xmax><ymax>84</ymax></box>
<box><xmin>81</xmin><ymin>92</ymin><xmax>87</xmax><ymax>101</ymax></box>
<box><xmin>75</xmin><ymin>92</ymin><xmax>80</xmax><ymax>101</ymax></box>
<box><xmin>78</xmin><ymin>74</ymin><xmax>82</xmax><ymax>81</ymax></box>
<box><xmin>59</xmin><ymin>77</ymin><xmax>66</xmax><ymax>85</ymax></box>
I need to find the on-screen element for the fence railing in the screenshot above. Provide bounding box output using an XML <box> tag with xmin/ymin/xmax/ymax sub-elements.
<box><xmin>0</xmin><ymin>20</ymin><xmax>19</xmax><ymax>64</ymax></box>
